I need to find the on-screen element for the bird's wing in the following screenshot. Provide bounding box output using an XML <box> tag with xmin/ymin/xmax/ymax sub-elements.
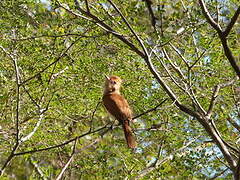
<box><xmin>103</xmin><ymin>93</ymin><xmax>132</xmax><ymax>122</ymax></box>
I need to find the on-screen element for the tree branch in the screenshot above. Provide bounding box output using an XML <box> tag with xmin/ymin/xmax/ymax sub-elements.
<box><xmin>220</xmin><ymin>37</ymin><xmax>240</xmax><ymax>78</ymax></box>
<box><xmin>13</xmin><ymin>124</ymin><xmax>110</xmax><ymax>156</ymax></box>
<box><xmin>55</xmin><ymin>139</ymin><xmax>77</xmax><ymax>180</ymax></box>
<box><xmin>62</xmin><ymin>0</ymin><xmax>145</xmax><ymax>58</ymax></box>
<box><xmin>20</xmin><ymin>37</ymin><xmax>80</xmax><ymax>85</ymax></box>
<box><xmin>199</xmin><ymin>0</ymin><xmax>240</xmax><ymax>78</ymax></box>
<box><xmin>199</xmin><ymin>0</ymin><xmax>222</xmax><ymax>33</ymax></box>
<box><xmin>143</xmin><ymin>0</ymin><xmax>157</xmax><ymax>31</ymax></box>
<box><xmin>133</xmin><ymin>136</ymin><xmax>200</xmax><ymax>179</ymax></box>
<box><xmin>106</xmin><ymin>0</ymin><xmax>149</xmax><ymax>57</ymax></box>
<box><xmin>223</xmin><ymin>6</ymin><xmax>240</xmax><ymax>37</ymax></box>
<box><xmin>133</xmin><ymin>99</ymin><xmax>168</xmax><ymax>120</ymax></box>
<box><xmin>207</xmin><ymin>77</ymin><xmax>239</xmax><ymax>118</ymax></box>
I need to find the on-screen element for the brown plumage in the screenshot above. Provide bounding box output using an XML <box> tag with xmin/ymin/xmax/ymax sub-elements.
<box><xmin>103</xmin><ymin>75</ymin><xmax>137</xmax><ymax>149</ymax></box>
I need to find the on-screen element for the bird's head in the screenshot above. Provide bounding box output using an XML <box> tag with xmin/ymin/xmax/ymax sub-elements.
<box><xmin>104</xmin><ymin>75</ymin><xmax>122</xmax><ymax>94</ymax></box>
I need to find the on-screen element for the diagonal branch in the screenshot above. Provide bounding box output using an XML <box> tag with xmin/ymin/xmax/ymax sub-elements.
<box><xmin>199</xmin><ymin>0</ymin><xmax>222</xmax><ymax>33</ymax></box>
<box><xmin>20</xmin><ymin>38</ymin><xmax>80</xmax><ymax>85</ymax></box>
<box><xmin>199</xmin><ymin>0</ymin><xmax>240</xmax><ymax>78</ymax></box>
<box><xmin>143</xmin><ymin>0</ymin><xmax>157</xmax><ymax>30</ymax></box>
<box><xmin>220</xmin><ymin>37</ymin><xmax>240</xmax><ymax>79</ymax></box>
<box><xmin>55</xmin><ymin>139</ymin><xmax>77</xmax><ymax>180</ymax></box>
<box><xmin>207</xmin><ymin>77</ymin><xmax>239</xmax><ymax>118</ymax></box>
<box><xmin>13</xmin><ymin>124</ymin><xmax>110</xmax><ymax>156</ymax></box>
<box><xmin>207</xmin><ymin>85</ymin><xmax>220</xmax><ymax>118</ymax></box>
<box><xmin>223</xmin><ymin>6</ymin><xmax>240</xmax><ymax>37</ymax></box>
<box><xmin>133</xmin><ymin>136</ymin><xmax>200</xmax><ymax>179</ymax></box>
<box><xmin>133</xmin><ymin>99</ymin><xmax>168</xmax><ymax>120</ymax></box>
<box><xmin>106</xmin><ymin>0</ymin><xmax>149</xmax><ymax>57</ymax></box>
<box><xmin>59</xmin><ymin>0</ymin><xmax>145</xmax><ymax>58</ymax></box>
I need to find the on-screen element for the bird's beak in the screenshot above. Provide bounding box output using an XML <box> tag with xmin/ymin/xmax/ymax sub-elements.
<box><xmin>105</xmin><ymin>75</ymin><xmax>110</xmax><ymax>81</ymax></box>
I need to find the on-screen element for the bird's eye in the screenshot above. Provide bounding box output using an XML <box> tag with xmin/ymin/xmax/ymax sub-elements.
<box><xmin>111</xmin><ymin>80</ymin><xmax>116</xmax><ymax>84</ymax></box>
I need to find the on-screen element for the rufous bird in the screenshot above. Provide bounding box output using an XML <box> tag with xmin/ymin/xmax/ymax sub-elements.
<box><xmin>103</xmin><ymin>75</ymin><xmax>137</xmax><ymax>149</ymax></box>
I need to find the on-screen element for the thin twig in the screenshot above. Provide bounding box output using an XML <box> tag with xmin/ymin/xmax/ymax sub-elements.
<box><xmin>169</xmin><ymin>43</ymin><xmax>190</xmax><ymax>68</ymax></box>
<box><xmin>207</xmin><ymin>76</ymin><xmax>239</xmax><ymax>118</ymax></box>
<box><xmin>9</xmin><ymin>33</ymin><xmax>105</xmax><ymax>41</ymax></box>
<box><xmin>13</xmin><ymin>124</ymin><xmax>109</xmax><ymax>156</ymax></box>
<box><xmin>89</xmin><ymin>100</ymin><xmax>102</xmax><ymax>132</ymax></box>
<box><xmin>207</xmin><ymin>85</ymin><xmax>220</xmax><ymax>118</ymax></box>
<box><xmin>20</xmin><ymin>37</ymin><xmax>80</xmax><ymax>85</ymax></box>
<box><xmin>55</xmin><ymin>139</ymin><xmax>77</xmax><ymax>180</ymax></box>
<box><xmin>133</xmin><ymin>136</ymin><xmax>200</xmax><ymax>179</ymax></box>
<box><xmin>133</xmin><ymin>99</ymin><xmax>168</xmax><ymax>120</ymax></box>
<box><xmin>30</xmin><ymin>157</ymin><xmax>47</xmax><ymax>180</ymax></box>
<box><xmin>20</xmin><ymin>109</ymin><xmax>45</xmax><ymax>142</ymax></box>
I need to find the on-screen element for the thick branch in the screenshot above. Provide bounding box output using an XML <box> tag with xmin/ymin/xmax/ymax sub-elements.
<box><xmin>220</xmin><ymin>37</ymin><xmax>240</xmax><ymax>78</ymax></box>
<box><xmin>199</xmin><ymin>0</ymin><xmax>240</xmax><ymax>78</ymax></box>
<box><xmin>143</xmin><ymin>0</ymin><xmax>157</xmax><ymax>30</ymax></box>
<box><xmin>224</xmin><ymin>6</ymin><xmax>240</xmax><ymax>37</ymax></box>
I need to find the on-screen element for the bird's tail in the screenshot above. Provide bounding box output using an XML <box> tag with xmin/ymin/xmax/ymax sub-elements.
<box><xmin>122</xmin><ymin>120</ymin><xmax>137</xmax><ymax>149</ymax></box>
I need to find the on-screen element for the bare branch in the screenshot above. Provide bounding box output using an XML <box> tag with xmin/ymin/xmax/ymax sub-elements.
<box><xmin>169</xmin><ymin>43</ymin><xmax>190</xmax><ymax>68</ymax></box>
<box><xmin>224</xmin><ymin>6</ymin><xmax>240</xmax><ymax>37</ymax></box>
<box><xmin>20</xmin><ymin>109</ymin><xmax>45</xmax><ymax>143</ymax></box>
<box><xmin>162</xmin><ymin>48</ymin><xmax>186</xmax><ymax>80</ymax></box>
<box><xmin>220</xmin><ymin>37</ymin><xmax>240</xmax><ymax>78</ymax></box>
<box><xmin>13</xmin><ymin>124</ymin><xmax>110</xmax><ymax>156</ymax></box>
<box><xmin>30</xmin><ymin>157</ymin><xmax>47</xmax><ymax>180</ymax></box>
<box><xmin>89</xmin><ymin>100</ymin><xmax>102</xmax><ymax>132</ymax></box>
<box><xmin>20</xmin><ymin>37</ymin><xmax>80</xmax><ymax>85</ymax></box>
<box><xmin>133</xmin><ymin>136</ymin><xmax>200</xmax><ymax>179</ymax></box>
<box><xmin>207</xmin><ymin>85</ymin><xmax>220</xmax><ymax>118</ymax></box>
<box><xmin>199</xmin><ymin>0</ymin><xmax>222</xmax><ymax>33</ymax></box>
<box><xmin>84</xmin><ymin>0</ymin><xmax>90</xmax><ymax>13</ymax></box>
<box><xmin>143</xmin><ymin>0</ymin><xmax>157</xmax><ymax>31</ymax></box>
<box><xmin>10</xmin><ymin>33</ymin><xmax>105</xmax><ymax>41</ymax></box>
<box><xmin>0</xmin><ymin>46</ymin><xmax>21</xmax><ymax>176</ymax></box>
<box><xmin>0</xmin><ymin>46</ymin><xmax>21</xmax><ymax>142</ymax></box>
<box><xmin>55</xmin><ymin>140</ymin><xmax>77</xmax><ymax>180</ymax></box>
<box><xmin>207</xmin><ymin>77</ymin><xmax>239</xmax><ymax>118</ymax></box>
<box><xmin>133</xmin><ymin>99</ymin><xmax>168</xmax><ymax>120</ymax></box>
<box><xmin>0</xmin><ymin>143</ymin><xmax>19</xmax><ymax>175</ymax></box>
<box><xmin>199</xmin><ymin>0</ymin><xmax>240</xmax><ymax>78</ymax></box>
<box><xmin>60</xmin><ymin>0</ymin><xmax>145</xmax><ymax>58</ymax></box>
<box><xmin>235</xmin><ymin>156</ymin><xmax>240</xmax><ymax>180</ymax></box>
<box><xmin>227</xmin><ymin>117</ymin><xmax>240</xmax><ymax>133</ymax></box>
<box><xmin>106</xmin><ymin>0</ymin><xmax>149</xmax><ymax>57</ymax></box>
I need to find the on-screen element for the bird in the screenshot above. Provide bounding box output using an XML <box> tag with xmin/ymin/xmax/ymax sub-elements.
<box><xmin>102</xmin><ymin>75</ymin><xmax>137</xmax><ymax>149</ymax></box>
